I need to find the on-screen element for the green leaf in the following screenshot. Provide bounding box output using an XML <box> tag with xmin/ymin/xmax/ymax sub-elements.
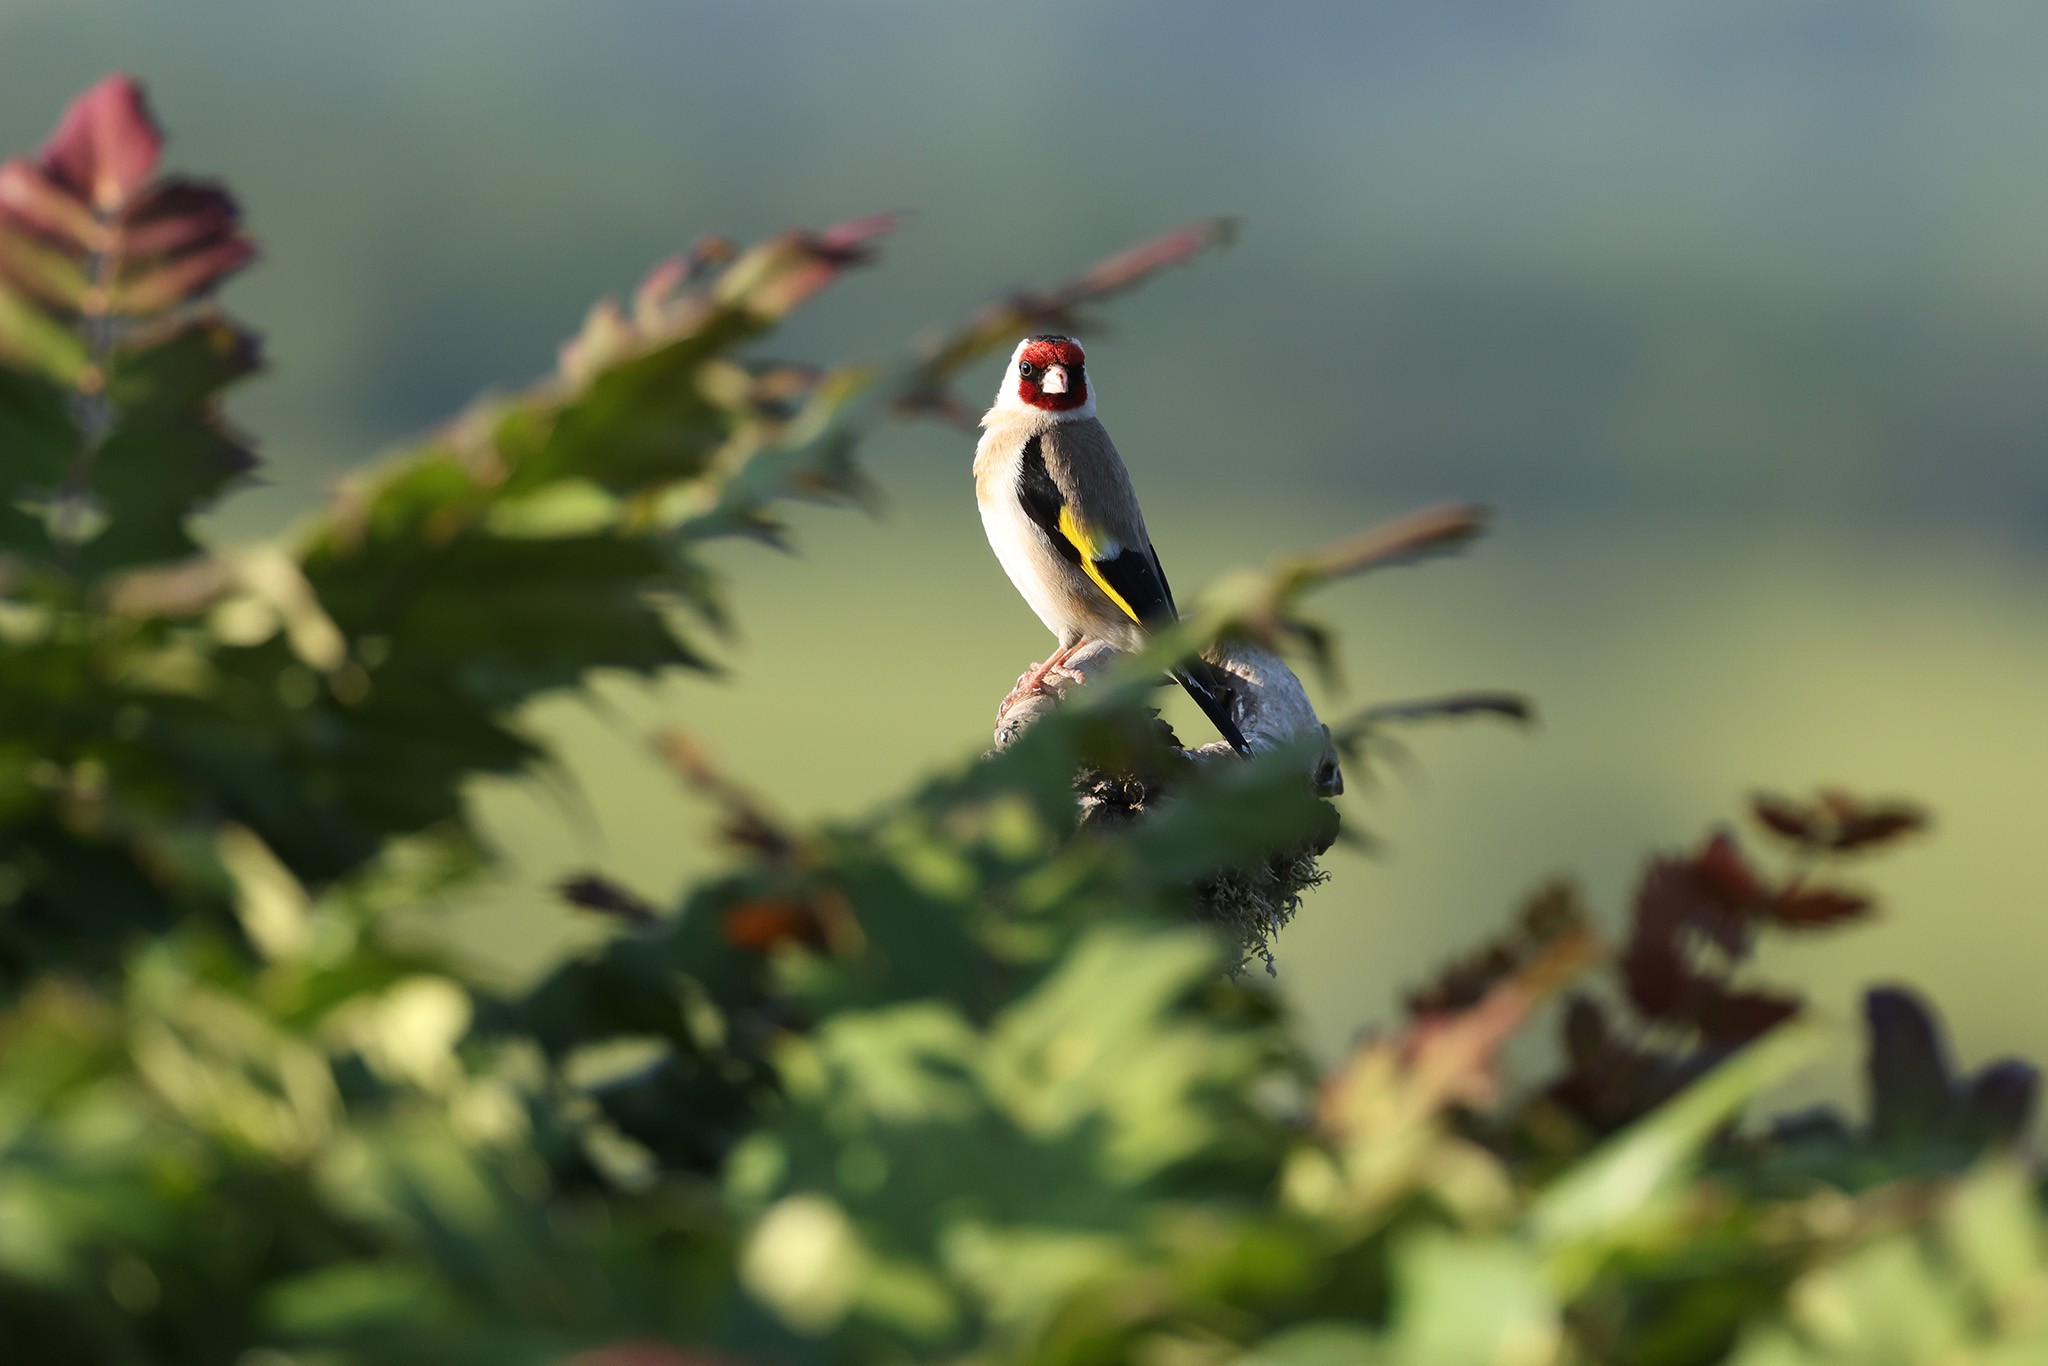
<box><xmin>1533</xmin><ymin>1023</ymin><xmax>1824</xmax><ymax>1276</ymax></box>
<box><xmin>1235</xmin><ymin>1324</ymin><xmax>1387</xmax><ymax>1365</ymax></box>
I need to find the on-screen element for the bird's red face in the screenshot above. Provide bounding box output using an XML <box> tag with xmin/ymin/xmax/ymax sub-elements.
<box><xmin>1014</xmin><ymin>336</ymin><xmax>1089</xmax><ymax>413</ymax></box>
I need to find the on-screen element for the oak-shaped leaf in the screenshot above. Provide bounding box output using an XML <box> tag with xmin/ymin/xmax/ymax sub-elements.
<box><xmin>0</xmin><ymin>76</ymin><xmax>252</xmax><ymax>323</ymax></box>
<box><xmin>0</xmin><ymin>74</ymin><xmax>260</xmax><ymax>576</ymax></box>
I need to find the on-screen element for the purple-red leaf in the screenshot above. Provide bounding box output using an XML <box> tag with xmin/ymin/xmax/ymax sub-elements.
<box><xmin>1692</xmin><ymin>984</ymin><xmax>1801</xmax><ymax>1044</ymax></box>
<box><xmin>2</xmin><ymin>79</ymin><xmax>252</xmax><ymax>324</ymax></box>
<box><xmin>42</xmin><ymin>74</ymin><xmax>161</xmax><ymax>214</ymax></box>
<box><xmin>1754</xmin><ymin>790</ymin><xmax>1930</xmax><ymax>855</ymax></box>
<box><xmin>0</xmin><ymin>161</ymin><xmax>96</xmax><ymax>243</ymax></box>
<box><xmin>1770</xmin><ymin>885</ymin><xmax>1873</xmax><ymax>929</ymax></box>
<box><xmin>718</xmin><ymin>213</ymin><xmax>899</xmax><ymax>319</ymax></box>
<box><xmin>1632</xmin><ymin>855</ymin><xmax>1748</xmax><ymax>961</ymax></box>
<box><xmin>114</xmin><ymin>237</ymin><xmax>256</xmax><ymax>313</ymax></box>
<box><xmin>1825</xmin><ymin>795</ymin><xmax>1930</xmax><ymax>852</ymax></box>
<box><xmin>1751</xmin><ymin>792</ymin><xmax>1820</xmax><ymax>845</ymax></box>
<box><xmin>1561</xmin><ymin>994</ymin><xmax>1610</xmax><ymax>1070</ymax></box>
<box><xmin>1692</xmin><ymin>830</ymin><xmax>1767</xmax><ymax>906</ymax></box>
<box><xmin>1068</xmin><ymin>216</ymin><xmax>1236</xmax><ymax>296</ymax></box>
<box><xmin>813</xmin><ymin>210</ymin><xmax>898</xmax><ymax>263</ymax></box>
<box><xmin>1</xmin><ymin>75</ymin><xmax>263</xmax><ymax>574</ymax></box>
<box><xmin>1619</xmin><ymin>899</ymin><xmax>1695</xmax><ymax>1020</ymax></box>
<box><xmin>120</xmin><ymin>179</ymin><xmax>241</xmax><ymax>258</ymax></box>
<box><xmin>1404</xmin><ymin>881</ymin><xmax>1586</xmax><ymax>1017</ymax></box>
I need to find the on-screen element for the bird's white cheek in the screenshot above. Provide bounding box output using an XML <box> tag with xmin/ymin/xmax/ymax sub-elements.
<box><xmin>1040</xmin><ymin>365</ymin><xmax>1069</xmax><ymax>395</ymax></box>
<box><xmin>989</xmin><ymin>365</ymin><xmax>1030</xmax><ymax>412</ymax></box>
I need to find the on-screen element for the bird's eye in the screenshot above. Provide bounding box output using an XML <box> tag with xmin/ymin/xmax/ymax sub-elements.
<box><xmin>1018</xmin><ymin>361</ymin><xmax>1037</xmax><ymax>379</ymax></box>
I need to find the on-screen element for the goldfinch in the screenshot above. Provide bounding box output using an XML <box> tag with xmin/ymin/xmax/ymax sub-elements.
<box><xmin>975</xmin><ymin>335</ymin><xmax>1250</xmax><ymax>755</ymax></box>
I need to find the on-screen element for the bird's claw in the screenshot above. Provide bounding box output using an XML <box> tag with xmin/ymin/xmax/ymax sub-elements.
<box><xmin>996</xmin><ymin>657</ymin><xmax>1089</xmax><ymax>722</ymax></box>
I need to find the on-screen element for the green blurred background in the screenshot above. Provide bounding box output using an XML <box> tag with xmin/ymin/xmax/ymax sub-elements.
<box><xmin>4</xmin><ymin>1</ymin><xmax>2043</xmax><ymax>1090</ymax></box>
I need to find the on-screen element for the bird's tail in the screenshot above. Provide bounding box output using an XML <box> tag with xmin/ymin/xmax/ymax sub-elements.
<box><xmin>1169</xmin><ymin>659</ymin><xmax>1251</xmax><ymax>757</ymax></box>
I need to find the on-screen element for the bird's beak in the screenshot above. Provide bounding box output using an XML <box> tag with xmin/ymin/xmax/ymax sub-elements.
<box><xmin>1039</xmin><ymin>364</ymin><xmax>1069</xmax><ymax>395</ymax></box>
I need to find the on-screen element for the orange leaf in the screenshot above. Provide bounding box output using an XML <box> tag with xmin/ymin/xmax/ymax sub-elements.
<box><xmin>721</xmin><ymin>898</ymin><xmax>825</xmax><ymax>953</ymax></box>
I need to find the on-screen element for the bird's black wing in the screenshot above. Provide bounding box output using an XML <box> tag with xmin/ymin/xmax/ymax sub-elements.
<box><xmin>1017</xmin><ymin>434</ymin><xmax>1175</xmax><ymax>628</ymax></box>
<box><xmin>1017</xmin><ymin>436</ymin><xmax>1248</xmax><ymax>755</ymax></box>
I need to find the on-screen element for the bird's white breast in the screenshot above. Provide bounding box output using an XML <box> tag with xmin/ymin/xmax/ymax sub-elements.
<box><xmin>976</xmin><ymin>425</ymin><xmax>1075</xmax><ymax>643</ymax></box>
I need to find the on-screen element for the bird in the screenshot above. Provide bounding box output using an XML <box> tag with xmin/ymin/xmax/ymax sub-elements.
<box><xmin>974</xmin><ymin>334</ymin><xmax>1250</xmax><ymax>756</ymax></box>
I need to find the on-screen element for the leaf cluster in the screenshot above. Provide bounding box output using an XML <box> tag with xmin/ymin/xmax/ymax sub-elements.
<box><xmin>2</xmin><ymin>77</ymin><xmax>2044</xmax><ymax>1366</ymax></box>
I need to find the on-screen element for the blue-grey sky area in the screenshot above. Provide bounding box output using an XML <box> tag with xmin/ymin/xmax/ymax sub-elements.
<box><xmin>5</xmin><ymin>1</ymin><xmax>2045</xmax><ymax>540</ymax></box>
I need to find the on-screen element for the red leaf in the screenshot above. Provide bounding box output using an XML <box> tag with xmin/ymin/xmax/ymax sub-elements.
<box><xmin>2</xmin><ymin>84</ymin><xmax>253</xmax><ymax>323</ymax></box>
<box><xmin>1692</xmin><ymin>830</ymin><xmax>1767</xmax><ymax>905</ymax></box>
<box><xmin>0</xmin><ymin>160</ymin><xmax>96</xmax><ymax>244</ymax></box>
<box><xmin>719</xmin><ymin>216</ymin><xmax>898</xmax><ymax>320</ymax></box>
<box><xmin>1828</xmin><ymin>801</ymin><xmax>1929</xmax><ymax>852</ymax></box>
<box><xmin>1633</xmin><ymin>855</ymin><xmax>1749</xmax><ymax>960</ymax></box>
<box><xmin>1407</xmin><ymin>880</ymin><xmax>1587</xmax><ymax>1017</ymax></box>
<box><xmin>1692</xmin><ymin>984</ymin><xmax>1801</xmax><ymax>1044</ymax></box>
<box><xmin>1751</xmin><ymin>793</ymin><xmax>1819</xmax><ymax>844</ymax></box>
<box><xmin>813</xmin><ymin>211</ymin><xmax>899</xmax><ymax>262</ymax></box>
<box><xmin>119</xmin><ymin>179</ymin><xmax>241</xmax><ymax>258</ymax></box>
<box><xmin>113</xmin><ymin>236</ymin><xmax>255</xmax><ymax>313</ymax></box>
<box><xmin>41</xmin><ymin>75</ymin><xmax>161</xmax><ymax>214</ymax></box>
<box><xmin>1070</xmin><ymin>216</ymin><xmax>1236</xmax><ymax>296</ymax></box>
<box><xmin>1757</xmin><ymin>791</ymin><xmax>1929</xmax><ymax>854</ymax></box>
<box><xmin>1547</xmin><ymin>1036</ymin><xmax>1677</xmax><ymax>1136</ymax></box>
<box><xmin>1770</xmin><ymin>885</ymin><xmax>1873</xmax><ymax>929</ymax></box>
<box><xmin>1620</xmin><ymin>904</ymin><xmax>1695</xmax><ymax>1020</ymax></box>
<box><xmin>1561</xmin><ymin>994</ymin><xmax>1610</xmax><ymax>1070</ymax></box>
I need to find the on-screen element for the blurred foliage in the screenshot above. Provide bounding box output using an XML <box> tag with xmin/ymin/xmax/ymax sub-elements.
<box><xmin>2</xmin><ymin>76</ymin><xmax>2043</xmax><ymax>1366</ymax></box>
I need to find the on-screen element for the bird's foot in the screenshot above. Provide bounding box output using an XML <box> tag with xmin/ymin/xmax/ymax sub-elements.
<box><xmin>996</xmin><ymin>663</ymin><xmax>1048</xmax><ymax>721</ymax></box>
<box><xmin>1042</xmin><ymin>663</ymin><xmax>1089</xmax><ymax>691</ymax></box>
<box><xmin>996</xmin><ymin>655</ymin><xmax>1087</xmax><ymax>721</ymax></box>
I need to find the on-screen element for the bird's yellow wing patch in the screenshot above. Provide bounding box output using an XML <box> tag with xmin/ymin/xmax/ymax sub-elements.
<box><xmin>1057</xmin><ymin>505</ymin><xmax>1143</xmax><ymax>624</ymax></box>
